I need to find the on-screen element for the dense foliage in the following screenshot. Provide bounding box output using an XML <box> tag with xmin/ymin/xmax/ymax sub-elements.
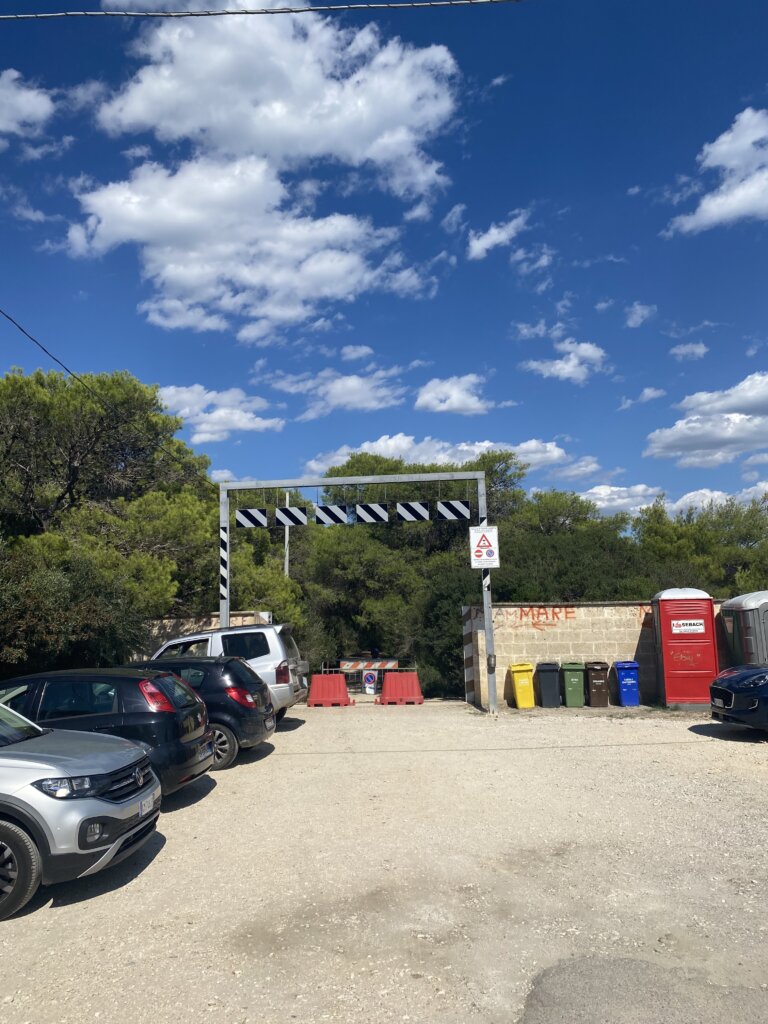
<box><xmin>2</xmin><ymin>369</ymin><xmax>767</xmax><ymax>691</ymax></box>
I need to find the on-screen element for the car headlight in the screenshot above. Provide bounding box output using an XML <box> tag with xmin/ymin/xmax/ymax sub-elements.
<box><xmin>735</xmin><ymin>674</ymin><xmax>768</xmax><ymax>690</ymax></box>
<box><xmin>33</xmin><ymin>776</ymin><xmax>100</xmax><ymax>799</ymax></box>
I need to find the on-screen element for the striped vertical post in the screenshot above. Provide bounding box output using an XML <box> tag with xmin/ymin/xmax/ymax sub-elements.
<box><xmin>219</xmin><ymin>486</ymin><xmax>230</xmax><ymax>629</ymax></box>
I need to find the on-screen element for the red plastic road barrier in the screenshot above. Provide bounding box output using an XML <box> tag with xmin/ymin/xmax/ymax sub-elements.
<box><xmin>376</xmin><ymin>671</ymin><xmax>424</xmax><ymax>705</ymax></box>
<box><xmin>308</xmin><ymin>673</ymin><xmax>355</xmax><ymax>707</ymax></box>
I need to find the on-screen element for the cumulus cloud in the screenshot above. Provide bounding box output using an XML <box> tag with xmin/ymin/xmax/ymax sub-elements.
<box><xmin>625</xmin><ymin>301</ymin><xmax>657</xmax><ymax>328</ymax></box>
<box><xmin>159</xmin><ymin>383</ymin><xmax>284</xmax><ymax>443</ymax></box>
<box><xmin>667</xmin><ymin>108</ymin><xmax>768</xmax><ymax>234</ymax></box>
<box><xmin>0</xmin><ymin>69</ymin><xmax>55</xmax><ymax>143</ymax></box>
<box><xmin>272</xmin><ymin>365</ymin><xmax>406</xmax><ymax>420</ymax></box>
<box><xmin>414</xmin><ymin>374</ymin><xmax>492</xmax><ymax>415</ymax></box>
<box><xmin>645</xmin><ymin>371</ymin><xmax>768</xmax><ymax>467</ymax></box>
<box><xmin>68</xmin><ymin>156</ymin><xmax>417</xmax><ymax>342</ymax></box>
<box><xmin>595</xmin><ymin>299</ymin><xmax>613</xmax><ymax>312</ymax></box>
<box><xmin>513</xmin><ymin>318</ymin><xmax>567</xmax><ymax>341</ymax></box>
<box><xmin>669</xmin><ymin>342</ymin><xmax>708</xmax><ymax>361</ymax></box>
<box><xmin>340</xmin><ymin>344</ymin><xmax>374</xmax><ymax>361</ymax></box>
<box><xmin>521</xmin><ymin>338</ymin><xmax>608</xmax><ymax>385</ymax></box>
<box><xmin>618</xmin><ymin>386</ymin><xmax>666</xmax><ymax>411</ymax></box>
<box><xmin>578</xmin><ymin>484</ymin><xmax>661</xmax><ymax>515</ymax></box>
<box><xmin>467</xmin><ymin>209</ymin><xmax>529</xmax><ymax>260</ymax></box>
<box><xmin>304</xmin><ymin>432</ymin><xmax>569</xmax><ymax>474</ymax></box>
<box><xmin>440</xmin><ymin>203</ymin><xmax>467</xmax><ymax>234</ymax></box>
<box><xmin>64</xmin><ymin>8</ymin><xmax>457</xmax><ymax>339</ymax></box>
<box><xmin>551</xmin><ymin>456</ymin><xmax>602</xmax><ymax>480</ymax></box>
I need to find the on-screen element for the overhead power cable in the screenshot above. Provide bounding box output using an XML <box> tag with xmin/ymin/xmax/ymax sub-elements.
<box><xmin>0</xmin><ymin>305</ymin><xmax>217</xmax><ymax>490</ymax></box>
<box><xmin>0</xmin><ymin>1</ymin><xmax>522</xmax><ymax>20</ymax></box>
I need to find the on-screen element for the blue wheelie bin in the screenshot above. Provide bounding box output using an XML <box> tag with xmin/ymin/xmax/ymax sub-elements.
<box><xmin>615</xmin><ymin>661</ymin><xmax>640</xmax><ymax>707</ymax></box>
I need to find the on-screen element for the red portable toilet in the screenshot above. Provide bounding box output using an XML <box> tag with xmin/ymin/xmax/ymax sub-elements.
<box><xmin>652</xmin><ymin>588</ymin><xmax>719</xmax><ymax>706</ymax></box>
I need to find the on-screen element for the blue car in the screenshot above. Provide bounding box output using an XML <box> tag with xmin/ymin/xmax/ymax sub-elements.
<box><xmin>710</xmin><ymin>665</ymin><xmax>768</xmax><ymax>730</ymax></box>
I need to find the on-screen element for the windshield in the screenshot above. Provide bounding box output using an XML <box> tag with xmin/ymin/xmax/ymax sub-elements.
<box><xmin>0</xmin><ymin>703</ymin><xmax>43</xmax><ymax>748</ymax></box>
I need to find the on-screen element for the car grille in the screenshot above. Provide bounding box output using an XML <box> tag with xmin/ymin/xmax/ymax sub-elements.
<box><xmin>102</xmin><ymin>756</ymin><xmax>154</xmax><ymax>802</ymax></box>
<box><xmin>711</xmin><ymin>687</ymin><xmax>734</xmax><ymax>708</ymax></box>
<box><xmin>118</xmin><ymin>818</ymin><xmax>157</xmax><ymax>853</ymax></box>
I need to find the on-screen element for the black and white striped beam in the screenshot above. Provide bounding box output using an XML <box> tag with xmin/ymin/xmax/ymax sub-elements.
<box><xmin>219</xmin><ymin>526</ymin><xmax>228</xmax><ymax>600</ymax></box>
<box><xmin>275</xmin><ymin>506</ymin><xmax>308</xmax><ymax>527</ymax></box>
<box><xmin>315</xmin><ymin>504</ymin><xmax>347</xmax><ymax>526</ymax></box>
<box><xmin>356</xmin><ymin>502</ymin><xmax>389</xmax><ymax>524</ymax></box>
<box><xmin>235</xmin><ymin>508</ymin><xmax>268</xmax><ymax>529</ymax></box>
<box><xmin>436</xmin><ymin>500</ymin><xmax>471</xmax><ymax>521</ymax></box>
<box><xmin>396</xmin><ymin>501</ymin><xmax>430</xmax><ymax>522</ymax></box>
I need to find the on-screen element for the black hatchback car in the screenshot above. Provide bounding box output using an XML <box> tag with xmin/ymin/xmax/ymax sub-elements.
<box><xmin>131</xmin><ymin>657</ymin><xmax>275</xmax><ymax>769</ymax></box>
<box><xmin>711</xmin><ymin>665</ymin><xmax>768</xmax><ymax>731</ymax></box>
<box><xmin>0</xmin><ymin>668</ymin><xmax>214</xmax><ymax>795</ymax></box>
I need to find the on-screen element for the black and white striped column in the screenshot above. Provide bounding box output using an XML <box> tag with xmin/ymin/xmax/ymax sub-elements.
<box><xmin>275</xmin><ymin>506</ymin><xmax>308</xmax><ymax>527</ymax></box>
<box><xmin>235</xmin><ymin>508</ymin><xmax>268</xmax><ymax>528</ymax></box>
<box><xmin>315</xmin><ymin>504</ymin><xmax>347</xmax><ymax>526</ymax></box>
<box><xmin>219</xmin><ymin>525</ymin><xmax>229</xmax><ymax>600</ymax></box>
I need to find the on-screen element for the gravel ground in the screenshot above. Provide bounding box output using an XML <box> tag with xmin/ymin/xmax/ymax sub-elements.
<box><xmin>3</xmin><ymin>700</ymin><xmax>768</xmax><ymax>1023</ymax></box>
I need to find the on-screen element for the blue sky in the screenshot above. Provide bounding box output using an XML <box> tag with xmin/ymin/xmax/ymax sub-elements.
<box><xmin>1</xmin><ymin>0</ymin><xmax>767</xmax><ymax>514</ymax></box>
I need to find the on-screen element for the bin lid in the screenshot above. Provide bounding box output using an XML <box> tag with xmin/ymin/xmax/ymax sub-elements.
<box><xmin>585</xmin><ymin>661</ymin><xmax>610</xmax><ymax>670</ymax></box>
<box><xmin>536</xmin><ymin>662</ymin><xmax>560</xmax><ymax>669</ymax></box>
<box><xmin>561</xmin><ymin>661</ymin><xmax>585</xmax><ymax>669</ymax></box>
<box><xmin>615</xmin><ymin>660</ymin><xmax>639</xmax><ymax>669</ymax></box>
<box><xmin>509</xmin><ymin>662</ymin><xmax>534</xmax><ymax>671</ymax></box>
<box><xmin>652</xmin><ymin>587</ymin><xmax>711</xmax><ymax>601</ymax></box>
<box><xmin>721</xmin><ymin>590</ymin><xmax>768</xmax><ymax>611</ymax></box>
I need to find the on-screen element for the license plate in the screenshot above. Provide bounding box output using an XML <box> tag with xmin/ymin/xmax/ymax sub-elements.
<box><xmin>139</xmin><ymin>795</ymin><xmax>154</xmax><ymax>817</ymax></box>
<box><xmin>197</xmin><ymin>741</ymin><xmax>213</xmax><ymax>762</ymax></box>
<box><xmin>265</xmin><ymin>716</ymin><xmax>275</xmax><ymax>730</ymax></box>
<box><xmin>713</xmin><ymin>697</ymin><xmax>724</xmax><ymax>708</ymax></box>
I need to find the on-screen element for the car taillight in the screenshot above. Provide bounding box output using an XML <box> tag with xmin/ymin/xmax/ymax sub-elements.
<box><xmin>139</xmin><ymin>678</ymin><xmax>176</xmax><ymax>713</ymax></box>
<box><xmin>226</xmin><ymin>686</ymin><xmax>256</xmax><ymax>708</ymax></box>
<box><xmin>276</xmin><ymin>661</ymin><xmax>290</xmax><ymax>686</ymax></box>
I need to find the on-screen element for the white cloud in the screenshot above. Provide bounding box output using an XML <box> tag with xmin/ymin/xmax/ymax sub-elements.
<box><xmin>509</xmin><ymin>243</ymin><xmax>556</xmax><ymax>289</ymax></box>
<box><xmin>618</xmin><ymin>386</ymin><xmax>666</xmax><ymax>411</ymax></box>
<box><xmin>340</xmin><ymin>344</ymin><xmax>374</xmax><ymax>361</ymax></box>
<box><xmin>440</xmin><ymin>203</ymin><xmax>467</xmax><ymax>234</ymax></box>
<box><xmin>513</xmin><ymin>318</ymin><xmax>566</xmax><ymax>341</ymax></box>
<box><xmin>0</xmin><ymin>69</ymin><xmax>55</xmax><ymax>141</ymax></box>
<box><xmin>595</xmin><ymin>299</ymin><xmax>613</xmax><ymax>312</ymax></box>
<box><xmin>667</xmin><ymin>108</ymin><xmax>768</xmax><ymax>234</ymax></box>
<box><xmin>272</xmin><ymin>365</ymin><xmax>406</xmax><ymax>420</ymax></box>
<box><xmin>304</xmin><ymin>433</ymin><xmax>569</xmax><ymax>474</ymax></box>
<box><xmin>97</xmin><ymin>12</ymin><xmax>456</xmax><ymax>200</ymax></box>
<box><xmin>159</xmin><ymin>383</ymin><xmax>284</xmax><ymax>443</ymax></box>
<box><xmin>467</xmin><ymin>209</ymin><xmax>529</xmax><ymax>260</ymax></box>
<box><xmin>414</xmin><ymin>374</ymin><xmax>492</xmax><ymax>415</ymax></box>
<box><xmin>625</xmin><ymin>301</ymin><xmax>657</xmax><ymax>328</ymax></box>
<box><xmin>645</xmin><ymin>374</ymin><xmax>768</xmax><ymax>466</ymax></box>
<box><xmin>578</xmin><ymin>484</ymin><xmax>661</xmax><ymax>515</ymax></box>
<box><xmin>210</xmin><ymin>468</ymin><xmax>235</xmax><ymax>483</ymax></box>
<box><xmin>744</xmin><ymin>452</ymin><xmax>768</xmax><ymax>466</ymax></box>
<box><xmin>679</xmin><ymin>372</ymin><xmax>768</xmax><ymax>415</ymax></box>
<box><xmin>552</xmin><ymin>456</ymin><xmax>602</xmax><ymax>480</ymax></box>
<box><xmin>404</xmin><ymin>200</ymin><xmax>431</xmax><ymax>222</ymax></box>
<box><xmin>64</xmin><ymin>10</ymin><xmax>458</xmax><ymax>339</ymax></box>
<box><xmin>20</xmin><ymin>135</ymin><xmax>74</xmax><ymax>162</ymax></box>
<box><xmin>663</xmin><ymin>319</ymin><xmax>721</xmax><ymax>339</ymax></box>
<box><xmin>572</xmin><ymin>254</ymin><xmax>626</xmax><ymax>269</ymax></box>
<box><xmin>669</xmin><ymin>342</ymin><xmax>708</xmax><ymax>361</ymax></box>
<box><xmin>521</xmin><ymin>338</ymin><xmax>608</xmax><ymax>385</ymax></box>
<box><xmin>68</xmin><ymin>155</ymin><xmax>419</xmax><ymax>342</ymax></box>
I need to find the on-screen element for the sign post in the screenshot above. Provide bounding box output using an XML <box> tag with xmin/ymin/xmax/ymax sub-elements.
<box><xmin>469</xmin><ymin>504</ymin><xmax>499</xmax><ymax>714</ymax></box>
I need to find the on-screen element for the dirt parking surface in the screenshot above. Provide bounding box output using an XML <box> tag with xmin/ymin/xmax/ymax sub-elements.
<box><xmin>3</xmin><ymin>700</ymin><xmax>768</xmax><ymax>1023</ymax></box>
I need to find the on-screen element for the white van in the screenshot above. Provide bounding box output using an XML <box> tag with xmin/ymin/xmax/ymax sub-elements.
<box><xmin>151</xmin><ymin>624</ymin><xmax>307</xmax><ymax>721</ymax></box>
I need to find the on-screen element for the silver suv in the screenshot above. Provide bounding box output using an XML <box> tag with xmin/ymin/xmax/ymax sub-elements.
<box><xmin>0</xmin><ymin>703</ymin><xmax>161</xmax><ymax>920</ymax></box>
<box><xmin>151</xmin><ymin>624</ymin><xmax>307</xmax><ymax>722</ymax></box>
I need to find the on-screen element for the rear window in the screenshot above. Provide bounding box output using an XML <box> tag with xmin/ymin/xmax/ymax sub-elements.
<box><xmin>153</xmin><ymin>674</ymin><xmax>199</xmax><ymax>709</ymax></box>
<box><xmin>279</xmin><ymin>631</ymin><xmax>300</xmax><ymax>660</ymax></box>
<box><xmin>167</xmin><ymin>666</ymin><xmax>208</xmax><ymax>690</ymax></box>
<box><xmin>157</xmin><ymin>639</ymin><xmax>209</xmax><ymax>659</ymax></box>
<box><xmin>224</xmin><ymin>660</ymin><xmax>267</xmax><ymax>692</ymax></box>
<box><xmin>221</xmin><ymin>632</ymin><xmax>271</xmax><ymax>660</ymax></box>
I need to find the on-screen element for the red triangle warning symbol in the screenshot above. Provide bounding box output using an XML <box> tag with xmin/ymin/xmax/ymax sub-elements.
<box><xmin>476</xmin><ymin>533</ymin><xmax>493</xmax><ymax>549</ymax></box>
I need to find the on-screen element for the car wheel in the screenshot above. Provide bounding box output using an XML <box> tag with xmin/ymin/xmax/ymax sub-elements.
<box><xmin>211</xmin><ymin>724</ymin><xmax>239</xmax><ymax>770</ymax></box>
<box><xmin>275</xmin><ymin>707</ymin><xmax>287</xmax><ymax>724</ymax></box>
<box><xmin>0</xmin><ymin>821</ymin><xmax>42</xmax><ymax>921</ymax></box>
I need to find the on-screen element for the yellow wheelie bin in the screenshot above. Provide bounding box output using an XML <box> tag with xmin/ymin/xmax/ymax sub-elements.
<box><xmin>509</xmin><ymin>662</ymin><xmax>535</xmax><ymax>709</ymax></box>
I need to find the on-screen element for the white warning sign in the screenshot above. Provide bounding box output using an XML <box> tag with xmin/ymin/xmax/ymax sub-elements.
<box><xmin>670</xmin><ymin>619</ymin><xmax>705</xmax><ymax>634</ymax></box>
<box><xmin>469</xmin><ymin>525</ymin><xmax>500</xmax><ymax>569</ymax></box>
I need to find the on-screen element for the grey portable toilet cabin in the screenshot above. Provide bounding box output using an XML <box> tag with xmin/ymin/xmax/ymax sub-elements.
<box><xmin>720</xmin><ymin>591</ymin><xmax>768</xmax><ymax>666</ymax></box>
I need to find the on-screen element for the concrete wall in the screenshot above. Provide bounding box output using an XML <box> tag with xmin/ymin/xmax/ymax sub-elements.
<box><xmin>467</xmin><ymin>602</ymin><xmax>659</xmax><ymax>708</ymax></box>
